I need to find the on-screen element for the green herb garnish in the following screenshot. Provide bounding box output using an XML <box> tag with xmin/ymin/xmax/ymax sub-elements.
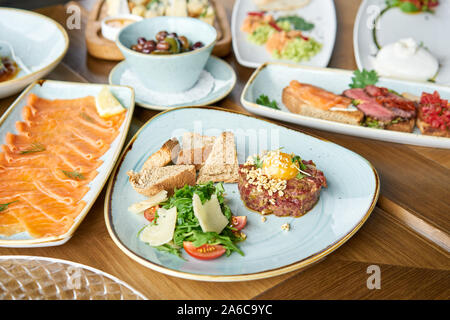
<box><xmin>276</xmin><ymin>15</ymin><xmax>314</xmax><ymax>31</ymax></box>
<box><xmin>253</xmin><ymin>155</ymin><xmax>264</xmax><ymax>169</ymax></box>
<box><xmin>20</xmin><ymin>142</ymin><xmax>46</xmax><ymax>154</ymax></box>
<box><xmin>291</xmin><ymin>155</ymin><xmax>308</xmax><ymax>171</ymax></box>
<box><xmin>0</xmin><ymin>200</ymin><xmax>18</xmax><ymax>212</ymax></box>
<box><xmin>157</xmin><ymin>182</ymin><xmax>244</xmax><ymax>258</ymax></box>
<box><xmin>256</xmin><ymin>94</ymin><xmax>280</xmax><ymax>110</ymax></box>
<box><xmin>80</xmin><ymin>112</ymin><xmax>95</xmax><ymax>123</ymax></box>
<box><xmin>61</xmin><ymin>170</ymin><xmax>86</xmax><ymax>180</ymax></box>
<box><xmin>349</xmin><ymin>69</ymin><xmax>379</xmax><ymax>89</ymax></box>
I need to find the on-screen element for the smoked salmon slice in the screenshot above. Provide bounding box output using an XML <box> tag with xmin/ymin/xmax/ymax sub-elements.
<box><xmin>0</xmin><ymin>93</ymin><xmax>126</xmax><ymax>239</ymax></box>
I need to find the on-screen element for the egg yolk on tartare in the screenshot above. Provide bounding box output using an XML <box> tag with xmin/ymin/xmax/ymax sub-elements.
<box><xmin>262</xmin><ymin>151</ymin><xmax>299</xmax><ymax>180</ymax></box>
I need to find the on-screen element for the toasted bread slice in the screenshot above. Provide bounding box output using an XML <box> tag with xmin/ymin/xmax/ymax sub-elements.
<box><xmin>177</xmin><ymin>132</ymin><xmax>215</xmax><ymax>169</ymax></box>
<box><xmin>282</xmin><ymin>84</ymin><xmax>364</xmax><ymax>126</ymax></box>
<box><xmin>197</xmin><ymin>132</ymin><xmax>239</xmax><ymax>183</ymax></box>
<box><xmin>181</xmin><ymin>132</ymin><xmax>216</xmax><ymax>149</ymax></box>
<box><xmin>385</xmin><ymin>118</ymin><xmax>415</xmax><ymax>133</ymax></box>
<box><xmin>416</xmin><ymin>118</ymin><xmax>450</xmax><ymax>137</ymax></box>
<box><xmin>127</xmin><ymin>165</ymin><xmax>196</xmax><ymax>197</ymax></box>
<box><xmin>177</xmin><ymin>144</ymin><xmax>214</xmax><ymax>170</ymax></box>
<box><xmin>141</xmin><ymin>138</ymin><xmax>180</xmax><ymax>171</ymax></box>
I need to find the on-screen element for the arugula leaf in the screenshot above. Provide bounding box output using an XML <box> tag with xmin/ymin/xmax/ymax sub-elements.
<box><xmin>349</xmin><ymin>69</ymin><xmax>379</xmax><ymax>89</ymax></box>
<box><xmin>256</xmin><ymin>94</ymin><xmax>280</xmax><ymax>110</ymax></box>
<box><xmin>276</xmin><ymin>15</ymin><xmax>314</xmax><ymax>31</ymax></box>
<box><xmin>157</xmin><ymin>182</ymin><xmax>243</xmax><ymax>258</ymax></box>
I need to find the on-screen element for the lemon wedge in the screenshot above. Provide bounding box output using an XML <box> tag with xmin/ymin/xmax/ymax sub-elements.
<box><xmin>95</xmin><ymin>86</ymin><xmax>126</xmax><ymax>118</ymax></box>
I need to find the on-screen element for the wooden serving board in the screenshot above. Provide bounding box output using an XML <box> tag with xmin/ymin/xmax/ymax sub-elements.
<box><xmin>85</xmin><ymin>0</ymin><xmax>232</xmax><ymax>61</ymax></box>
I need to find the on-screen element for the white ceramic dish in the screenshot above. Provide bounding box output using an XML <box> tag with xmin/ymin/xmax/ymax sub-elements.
<box><xmin>231</xmin><ymin>0</ymin><xmax>336</xmax><ymax>69</ymax></box>
<box><xmin>0</xmin><ymin>80</ymin><xmax>135</xmax><ymax>247</ymax></box>
<box><xmin>241</xmin><ymin>62</ymin><xmax>450</xmax><ymax>149</ymax></box>
<box><xmin>354</xmin><ymin>0</ymin><xmax>450</xmax><ymax>85</ymax></box>
<box><xmin>101</xmin><ymin>14</ymin><xmax>143</xmax><ymax>42</ymax></box>
<box><xmin>0</xmin><ymin>8</ymin><xmax>69</xmax><ymax>98</ymax></box>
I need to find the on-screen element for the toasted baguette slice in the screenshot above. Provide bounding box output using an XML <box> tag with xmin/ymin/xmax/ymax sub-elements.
<box><xmin>282</xmin><ymin>83</ymin><xmax>364</xmax><ymax>125</ymax></box>
<box><xmin>141</xmin><ymin>138</ymin><xmax>180</xmax><ymax>171</ymax></box>
<box><xmin>127</xmin><ymin>165</ymin><xmax>196</xmax><ymax>197</ymax></box>
<box><xmin>197</xmin><ymin>132</ymin><xmax>239</xmax><ymax>183</ymax></box>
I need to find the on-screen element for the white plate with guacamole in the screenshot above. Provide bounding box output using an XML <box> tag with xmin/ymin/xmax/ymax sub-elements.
<box><xmin>231</xmin><ymin>0</ymin><xmax>336</xmax><ymax>69</ymax></box>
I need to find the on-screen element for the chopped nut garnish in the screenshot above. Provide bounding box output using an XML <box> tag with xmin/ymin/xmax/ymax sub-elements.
<box><xmin>281</xmin><ymin>223</ymin><xmax>290</xmax><ymax>231</ymax></box>
<box><xmin>261</xmin><ymin>216</ymin><xmax>266</xmax><ymax>222</ymax></box>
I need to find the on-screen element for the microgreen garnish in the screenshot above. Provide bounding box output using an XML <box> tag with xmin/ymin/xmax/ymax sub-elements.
<box><xmin>256</xmin><ymin>94</ymin><xmax>280</xmax><ymax>110</ymax></box>
<box><xmin>253</xmin><ymin>155</ymin><xmax>264</xmax><ymax>169</ymax></box>
<box><xmin>20</xmin><ymin>142</ymin><xmax>45</xmax><ymax>154</ymax></box>
<box><xmin>349</xmin><ymin>69</ymin><xmax>379</xmax><ymax>89</ymax></box>
<box><xmin>0</xmin><ymin>200</ymin><xmax>18</xmax><ymax>212</ymax></box>
<box><xmin>61</xmin><ymin>170</ymin><xmax>86</xmax><ymax>180</ymax></box>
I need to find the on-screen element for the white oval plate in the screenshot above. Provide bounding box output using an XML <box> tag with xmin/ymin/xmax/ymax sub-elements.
<box><xmin>231</xmin><ymin>0</ymin><xmax>336</xmax><ymax>69</ymax></box>
<box><xmin>0</xmin><ymin>80</ymin><xmax>135</xmax><ymax>247</ymax></box>
<box><xmin>0</xmin><ymin>8</ymin><xmax>69</xmax><ymax>98</ymax></box>
<box><xmin>354</xmin><ymin>0</ymin><xmax>450</xmax><ymax>85</ymax></box>
<box><xmin>241</xmin><ymin>62</ymin><xmax>450</xmax><ymax>149</ymax></box>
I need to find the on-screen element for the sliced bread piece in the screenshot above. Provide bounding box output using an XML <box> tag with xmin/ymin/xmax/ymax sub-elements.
<box><xmin>141</xmin><ymin>138</ymin><xmax>180</xmax><ymax>171</ymax></box>
<box><xmin>282</xmin><ymin>81</ymin><xmax>364</xmax><ymax>125</ymax></box>
<box><xmin>197</xmin><ymin>131</ymin><xmax>239</xmax><ymax>183</ymax></box>
<box><xmin>177</xmin><ymin>132</ymin><xmax>215</xmax><ymax>169</ymax></box>
<box><xmin>127</xmin><ymin>164</ymin><xmax>196</xmax><ymax>197</ymax></box>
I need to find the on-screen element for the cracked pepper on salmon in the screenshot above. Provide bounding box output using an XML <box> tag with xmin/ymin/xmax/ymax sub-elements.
<box><xmin>0</xmin><ymin>93</ymin><xmax>126</xmax><ymax>238</ymax></box>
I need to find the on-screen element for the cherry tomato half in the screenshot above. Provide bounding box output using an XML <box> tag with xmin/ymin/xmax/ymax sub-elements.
<box><xmin>183</xmin><ymin>241</ymin><xmax>226</xmax><ymax>260</ymax></box>
<box><xmin>143</xmin><ymin>205</ymin><xmax>159</xmax><ymax>223</ymax></box>
<box><xmin>231</xmin><ymin>216</ymin><xmax>247</xmax><ymax>231</ymax></box>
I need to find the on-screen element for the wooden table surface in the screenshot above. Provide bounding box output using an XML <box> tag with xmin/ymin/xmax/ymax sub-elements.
<box><xmin>0</xmin><ymin>0</ymin><xmax>449</xmax><ymax>300</ymax></box>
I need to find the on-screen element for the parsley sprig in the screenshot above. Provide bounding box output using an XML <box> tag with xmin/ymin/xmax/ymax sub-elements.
<box><xmin>256</xmin><ymin>94</ymin><xmax>280</xmax><ymax>110</ymax></box>
<box><xmin>349</xmin><ymin>69</ymin><xmax>379</xmax><ymax>89</ymax></box>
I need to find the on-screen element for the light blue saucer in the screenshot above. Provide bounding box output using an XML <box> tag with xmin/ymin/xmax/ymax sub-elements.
<box><xmin>109</xmin><ymin>56</ymin><xmax>236</xmax><ymax>110</ymax></box>
<box><xmin>104</xmin><ymin>107</ymin><xmax>380</xmax><ymax>281</ymax></box>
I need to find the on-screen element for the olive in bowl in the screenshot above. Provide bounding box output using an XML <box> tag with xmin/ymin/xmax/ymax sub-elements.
<box><xmin>116</xmin><ymin>16</ymin><xmax>217</xmax><ymax>93</ymax></box>
<box><xmin>130</xmin><ymin>31</ymin><xmax>204</xmax><ymax>55</ymax></box>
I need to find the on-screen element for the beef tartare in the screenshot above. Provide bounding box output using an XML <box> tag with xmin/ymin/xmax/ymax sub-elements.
<box><xmin>238</xmin><ymin>150</ymin><xmax>327</xmax><ymax>217</ymax></box>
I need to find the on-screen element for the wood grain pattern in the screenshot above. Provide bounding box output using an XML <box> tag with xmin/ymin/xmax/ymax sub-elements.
<box><xmin>0</xmin><ymin>0</ymin><xmax>448</xmax><ymax>300</ymax></box>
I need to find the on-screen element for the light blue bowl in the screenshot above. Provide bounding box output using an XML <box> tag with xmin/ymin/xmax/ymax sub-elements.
<box><xmin>116</xmin><ymin>16</ymin><xmax>217</xmax><ymax>93</ymax></box>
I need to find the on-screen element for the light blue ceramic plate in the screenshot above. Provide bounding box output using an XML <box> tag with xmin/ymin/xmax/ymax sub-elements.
<box><xmin>105</xmin><ymin>107</ymin><xmax>379</xmax><ymax>281</ymax></box>
<box><xmin>0</xmin><ymin>80</ymin><xmax>135</xmax><ymax>247</ymax></box>
<box><xmin>0</xmin><ymin>8</ymin><xmax>69</xmax><ymax>98</ymax></box>
<box><xmin>109</xmin><ymin>56</ymin><xmax>236</xmax><ymax>111</ymax></box>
